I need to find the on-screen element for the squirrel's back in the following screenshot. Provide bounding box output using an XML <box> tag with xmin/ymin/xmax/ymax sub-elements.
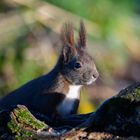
<box><xmin>0</xmin><ymin>68</ymin><xmax>63</xmax><ymax>113</ymax></box>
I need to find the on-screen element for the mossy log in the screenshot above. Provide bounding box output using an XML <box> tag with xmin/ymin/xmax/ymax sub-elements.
<box><xmin>0</xmin><ymin>83</ymin><xmax>140</xmax><ymax>140</ymax></box>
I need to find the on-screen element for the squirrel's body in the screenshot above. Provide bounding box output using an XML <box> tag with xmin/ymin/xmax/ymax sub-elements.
<box><xmin>0</xmin><ymin>63</ymin><xmax>79</xmax><ymax>116</ymax></box>
<box><xmin>0</xmin><ymin>22</ymin><xmax>99</xmax><ymax>117</ymax></box>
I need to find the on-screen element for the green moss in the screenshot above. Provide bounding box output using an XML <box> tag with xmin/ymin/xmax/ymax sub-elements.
<box><xmin>120</xmin><ymin>87</ymin><xmax>140</xmax><ymax>102</ymax></box>
<box><xmin>13</xmin><ymin>106</ymin><xmax>46</xmax><ymax>129</ymax></box>
<box><xmin>7</xmin><ymin>105</ymin><xmax>47</xmax><ymax>139</ymax></box>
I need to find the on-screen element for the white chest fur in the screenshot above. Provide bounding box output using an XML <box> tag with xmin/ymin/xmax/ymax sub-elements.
<box><xmin>57</xmin><ymin>85</ymin><xmax>82</xmax><ymax>116</ymax></box>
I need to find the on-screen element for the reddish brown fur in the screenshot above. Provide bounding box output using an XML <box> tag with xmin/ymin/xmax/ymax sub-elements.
<box><xmin>61</xmin><ymin>22</ymin><xmax>75</xmax><ymax>47</ymax></box>
<box><xmin>78</xmin><ymin>21</ymin><xmax>86</xmax><ymax>48</ymax></box>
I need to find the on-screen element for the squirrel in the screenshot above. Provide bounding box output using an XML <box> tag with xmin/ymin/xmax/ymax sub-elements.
<box><xmin>0</xmin><ymin>22</ymin><xmax>99</xmax><ymax>117</ymax></box>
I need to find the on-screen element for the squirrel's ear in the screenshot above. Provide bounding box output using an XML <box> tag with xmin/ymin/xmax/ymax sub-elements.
<box><xmin>62</xmin><ymin>44</ymin><xmax>76</xmax><ymax>63</ymax></box>
<box><xmin>78</xmin><ymin>21</ymin><xmax>86</xmax><ymax>49</ymax></box>
<box><xmin>61</xmin><ymin>22</ymin><xmax>77</xmax><ymax>63</ymax></box>
<box><xmin>61</xmin><ymin>22</ymin><xmax>75</xmax><ymax>47</ymax></box>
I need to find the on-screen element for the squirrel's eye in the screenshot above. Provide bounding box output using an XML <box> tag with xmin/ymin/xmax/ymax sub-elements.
<box><xmin>74</xmin><ymin>62</ymin><xmax>82</xmax><ymax>69</ymax></box>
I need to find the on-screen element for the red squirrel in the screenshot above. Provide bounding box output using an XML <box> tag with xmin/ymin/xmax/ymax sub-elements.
<box><xmin>0</xmin><ymin>22</ymin><xmax>99</xmax><ymax>117</ymax></box>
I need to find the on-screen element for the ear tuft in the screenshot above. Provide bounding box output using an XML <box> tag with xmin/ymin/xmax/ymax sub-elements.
<box><xmin>78</xmin><ymin>21</ymin><xmax>86</xmax><ymax>48</ymax></box>
<box><xmin>61</xmin><ymin>22</ymin><xmax>75</xmax><ymax>47</ymax></box>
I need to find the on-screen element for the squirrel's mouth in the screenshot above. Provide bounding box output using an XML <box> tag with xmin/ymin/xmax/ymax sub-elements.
<box><xmin>86</xmin><ymin>76</ymin><xmax>97</xmax><ymax>85</ymax></box>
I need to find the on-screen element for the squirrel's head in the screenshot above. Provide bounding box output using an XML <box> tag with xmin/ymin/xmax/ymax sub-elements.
<box><xmin>59</xmin><ymin>22</ymin><xmax>99</xmax><ymax>85</ymax></box>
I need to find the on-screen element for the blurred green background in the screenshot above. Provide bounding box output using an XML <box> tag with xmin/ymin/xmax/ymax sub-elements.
<box><xmin>0</xmin><ymin>0</ymin><xmax>140</xmax><ymax>113</ymax></box>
